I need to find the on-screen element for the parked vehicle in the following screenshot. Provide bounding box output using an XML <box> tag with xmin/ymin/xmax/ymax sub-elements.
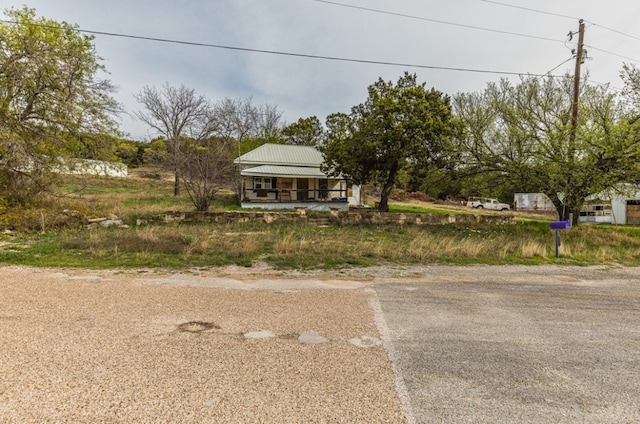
<box><xmin>466</xmin><ymin>197</ymin><xmax>511</xmax><ymax>211</ymax></box>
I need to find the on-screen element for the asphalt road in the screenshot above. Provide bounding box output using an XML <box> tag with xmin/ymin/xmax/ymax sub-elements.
<box><xmin>373</xmin><ymin>266</ymin><xmax>640</xmax><ymax>424</ymax></box>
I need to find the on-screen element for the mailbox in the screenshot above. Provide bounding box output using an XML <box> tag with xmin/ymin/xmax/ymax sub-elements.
<box><xmin>550</xmin><ymin>220</ymin><xmax>571</xmax><ymax>230</ymax></box>
<box><xmin>550</xmin><ymin>220</ymin><xmax>571</xmax><ymax>258</ymax></box>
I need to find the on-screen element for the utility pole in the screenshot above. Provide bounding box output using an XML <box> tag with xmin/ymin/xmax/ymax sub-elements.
<box><xmin>570</xmin><ymin>19</ymin><xmax>585</xmax><ymax>143</ymax></box>
<box><xmin>565</xmin><ymin>19</ymin><xmax>585</xmax><ymax>222</ymax></box>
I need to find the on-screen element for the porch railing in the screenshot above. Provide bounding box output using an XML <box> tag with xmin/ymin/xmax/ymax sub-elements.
<box><xmin>243</xmin><ymin>188</ymin><xmax>347</xmax><ymax>202</ymax></box>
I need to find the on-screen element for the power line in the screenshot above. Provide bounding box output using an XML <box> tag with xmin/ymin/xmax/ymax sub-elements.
<box><xmin>529</xmin><ymin>58</ymin><xmax>573</xmax><ymax>85</ymax></box>
<box><xmin>590</xmin><ymin>80</ymin><xmax>624</xmax><ymax>93</ymax></box>
<box><xmin>481</xmin><ymin>0</ymin><xmax>640</xmax><ymax>44</ymax></box>
<box><xmin>586</xmin><ymin>45</ymin><xmax>640</xmax><ymax>63</ymax></box>
<box><xmin>543</xmin><ymin>58</ymin><xmax>573</xmax><ymax>76</ymax></box>
<box><xmin>0</xmin><ymin>19</ymin><xmax>562</xmax><ymax>78</ymax></box>
<box><xmin>591</xmin><ymin>24</ymin><xmax>640</xmax><ymax>43</ymax></box>
<box><xmin>312</xmin><ymin>0</ymin><xmax>564</xmax><ymax>44</ymax></box>
<box><xmin>479</xmin><ymin>0</ymin><xmax>579</xmax><ymax>20</ymax></box>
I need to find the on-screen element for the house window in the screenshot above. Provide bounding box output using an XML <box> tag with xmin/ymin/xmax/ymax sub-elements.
<box><xmin>253</xmin><ymin>177</ymin><xmax>273</xmax><ymax>189</ymax></box>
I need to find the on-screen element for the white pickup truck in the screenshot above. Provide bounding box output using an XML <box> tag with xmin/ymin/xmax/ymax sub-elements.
<box><xmin>466</xmin><ymin>197</ymin><xmax>511</xmax><ymax>211</ymax></box>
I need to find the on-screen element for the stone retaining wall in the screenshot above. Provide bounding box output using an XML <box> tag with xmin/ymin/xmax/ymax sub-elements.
<box><xmin>140</xmin><ymin>210</ymin><xmax>515</xmax><ymax>226</ymax></box>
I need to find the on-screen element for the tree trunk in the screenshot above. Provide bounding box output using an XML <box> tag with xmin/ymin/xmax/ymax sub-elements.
<box><xmin>174</xmin><ymin>170</ymin><xmax>180</xmax><ymax>196</ymax></box>
<box><xmin>377</xmin><ymin>163</ymin><xmax>398</xmax><ymax>212</ymax></box>
<box><xmin>569</xmin><ymin>206</ymin><xmax>581</xmax><ymax>226</ymax></box>
<box><xmin>195</xmin><ymin>197</ymin><xmax>209</xmax><ymax>212</ymax></box>
<box><xmin>546</xmin><ymin>192</ymin><xmax>566</xmax><ymax>222</ymax></box>
<box><xmin>566</xmin><ymin>197</ymin><xmax>584</xmax><ymax>227</ymax></box>
<box><xmin>548</xmin><ymin>192</ymin><xmax>583</xmax><ymax>226</ymax></box>
<box><xmin>377</xmin><ymin>189</ymin><xmax>390</xmax><ymax>212</ymax></box>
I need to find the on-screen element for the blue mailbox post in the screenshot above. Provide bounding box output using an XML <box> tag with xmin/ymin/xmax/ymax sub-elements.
<box><xmin>550</xmin><ymin>220</ymin><xmax>571</xmax><ymax>258</ymax></box>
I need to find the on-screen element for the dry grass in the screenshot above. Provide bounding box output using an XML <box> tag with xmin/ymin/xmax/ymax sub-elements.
<box><xmin>5</xmin><ymin>218</ymin><xmax>640</xmax><ymax>269</ymax></box>
<box><xmin>4</xmin><ymin>171</ymin><xmax>640</xmax><ymax>269</ymax></box>
<box><xmin>520</xmin><ymin>240</ymin><xmax>549</xmax><ymax>258</ymax></box>
<box><xmin>268</xmin><ymin>225</ymin><xmax>555</xmax><ymax>266</ymax></box>
<box><xmin>405</xmin><ymin>234</ymin><xmax>485</xmax><ymax>259</ymax></box>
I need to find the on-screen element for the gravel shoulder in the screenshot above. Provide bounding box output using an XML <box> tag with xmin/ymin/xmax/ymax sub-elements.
<box><xmin>0</xmin><ymin>265</ymin><xmax>403</xmax><ymax>423</ymax></box>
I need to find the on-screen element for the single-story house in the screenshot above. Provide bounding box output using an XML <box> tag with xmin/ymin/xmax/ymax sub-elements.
<box><xmin>234</xmin><ymin>143</ymin><xmax>360</xmax><ymax>211</ymax></box>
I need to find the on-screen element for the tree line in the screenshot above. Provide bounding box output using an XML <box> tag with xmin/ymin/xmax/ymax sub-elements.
<box><xmin>3</xmin><ymin>7</ymin><xmax>640</xmax><ymax>224</ymax></box>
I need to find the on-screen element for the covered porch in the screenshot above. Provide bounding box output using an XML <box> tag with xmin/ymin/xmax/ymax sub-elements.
<box><xmin>240</xmin><ymin>165</ymin><xmax>350</xmax><ymax>211</ymax></box>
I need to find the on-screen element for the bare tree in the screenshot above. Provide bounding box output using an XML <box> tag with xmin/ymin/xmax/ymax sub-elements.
<box><xmin>134</xmin><ymin>84</ymin><xmax>213</xmax><ymax>196</ymax></box>
<box><xmin>256</xmin><ymin>103</ymin><xmax>284</xmax><ymax>141</ymax></box>
<box><xmin>134</xmin><ymin>88</ymin><xmax>285</xmax><ymax>210</ymax></box>
<box><xmin>178</xmin><ymin>137</ymin><xmax>235</xmax><ymax>211</ymax></box>
<box><xmin>211</xmin><ymin>98</ymin><xmax>283</xmax><ymax>199</ymax></box>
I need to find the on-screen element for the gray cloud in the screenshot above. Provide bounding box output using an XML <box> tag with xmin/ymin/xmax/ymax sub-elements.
<box><xmin>4</xmin><ymin>0</ymin><xmax>639</xmax><ymax>139</ymax></box>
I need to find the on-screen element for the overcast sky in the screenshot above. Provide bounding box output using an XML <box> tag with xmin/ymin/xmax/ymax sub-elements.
<box><xmin>4</xmin><ymin>0</ymin><xmax>640</xmax><ymax>140</ymax></box>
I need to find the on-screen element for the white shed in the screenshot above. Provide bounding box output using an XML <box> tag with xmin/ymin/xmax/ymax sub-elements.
<box><xmin>581</xmin><ymin>186</ymin><xmax>640</xmax><ymax>225</ymax></box>
<box><xmin>515</xmin><ymin>189</ymin><xmax>640</xmax><ymax>225</ymax></box>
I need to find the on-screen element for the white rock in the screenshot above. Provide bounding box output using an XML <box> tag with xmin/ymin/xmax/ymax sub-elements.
<box><xmin>100</xmin><ymin>219</ymin><xmax>123</xmax><ymax>228</ymax></box>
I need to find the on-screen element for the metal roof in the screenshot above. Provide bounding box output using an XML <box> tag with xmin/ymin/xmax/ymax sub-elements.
<box><xmin>234</xmin><ymin>143</ymin><xmax>323</xmax><ymax>166</ymax></box>
<box><xmin>241</xmin><ymin>165</ymin><xmax>329</xmax><ymax>178</ymax></box>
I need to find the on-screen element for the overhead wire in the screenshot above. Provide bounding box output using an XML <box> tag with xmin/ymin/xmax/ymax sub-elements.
<box><xmin>591</xmin><ymin>24</ymin><xmax>640</xmax><ymax>43</ymax></box>
<box><xmin>585</xmin><ymin>45</ymin><xmax>640</xmax><ymax>64</ymax></box>
<box><xmin>479</xmin><ymin>0</ymin><xmax>580</xmax><ymax>20</ymax></box>
<box><xmin>309</xmin><ymin>1</ymin><xmax>615</xmax><ymax>85</ymax></box>
<box><xmin>543</xmin><ymin>58</ymin><xmax>573</xmax><ymax>76</ymax></box>
<box><xmin>482</xmin><ymin>0</ymin><xmax>640</xmax><ymax>48</ymax></box>
<box><xmin>0</xmin><ymin>19</ymin><xmax>563</xmax><ymax>78</ymax></box>
<box><xmin>312</xmin><ymin>0</ymin><xmax>564</xmax><ymax>44</ymax></box>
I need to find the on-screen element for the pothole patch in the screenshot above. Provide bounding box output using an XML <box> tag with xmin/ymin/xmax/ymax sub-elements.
<box><xmin>244</xmin><ymin>330</ymin><xmax>277</xmax><ymax>339</ymax></box>
<box><xmin>347</xmin><ymin>335</ymin><xmax>382</xmax><ymax>348</ymax></box>
<box><xmin>177</xmin><ymin>321</ymin><xmax>221</xmax><ymax>333</ymax></box>
<box><xmin>298</xmin><ymin>330</ymin><xmax>329</xmax><ymax>344</ymax></box>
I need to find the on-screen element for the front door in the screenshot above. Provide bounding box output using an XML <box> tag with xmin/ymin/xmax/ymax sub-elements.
<box><xmin>297</xmin><ymin>179</ymin><xmax>309</xmax><ymax>201</ymax></box>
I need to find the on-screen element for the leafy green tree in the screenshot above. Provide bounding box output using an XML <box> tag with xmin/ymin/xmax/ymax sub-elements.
<box><xmin>621</xmin><ymin>63</ymin><xmax>640</xmax><ymax>112</ymax></box>
<box><xmin>321</xmin><ymin>73</ymin><xmax>455</xmax><ymax>211</ymax></box>
<box><xmin>115</xmin><ymin>138</ymin><xmax>148</xmax><ymax>168</ymax></box>
<box><xmin>0</xmin><ymin>7</ymin><xmax>120</xmax><ymax>206</ymax></box>
<box><xmin>282</xmin><ymin>116</ymin><xmax>323</xmax><ymax>146</ymax></box>
<box><xmin>453</xmin><ymin>76</ymin><xmax>640</xmax><ymax>224</ymax></box>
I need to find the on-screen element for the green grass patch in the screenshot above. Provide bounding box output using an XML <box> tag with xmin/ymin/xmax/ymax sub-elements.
<box><xmin>388</xmin><ymin>202</ymin><xmax>474</xmax><ymax>215</ymax></box>
<box><xmin>2</xmin><ymin>172</ymin><xmax>640</xmax><ymax>270</ymax></box>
